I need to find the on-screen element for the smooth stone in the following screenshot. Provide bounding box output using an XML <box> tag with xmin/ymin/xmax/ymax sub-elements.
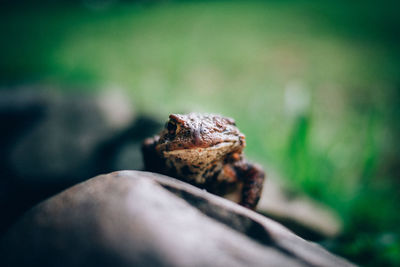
<box><xmin>0</xmin><ymin>170</ymin><xmax>355</xmax><ymax>267</ymax></box>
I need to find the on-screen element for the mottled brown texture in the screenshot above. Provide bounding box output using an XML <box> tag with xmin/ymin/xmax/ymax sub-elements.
<box><xmin>236</xmin><ymin>162</ymin><xmax>265</xmax><ymax>209</ymax></box>
<box><xmin>142</xmin><ymin>113</ymin><xmax>265</xmax><ymax>209</ymax></box>
<box><xmin>159</xmin><ymin>113</ymin><xmax>244</xmax><ymax>151</ymax></box>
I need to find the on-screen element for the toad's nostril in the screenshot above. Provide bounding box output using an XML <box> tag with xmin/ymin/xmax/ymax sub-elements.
<box><xmin>167</xmin><ymin>122</ymin><xmax>177</xmax><ymax>135</ymax></box>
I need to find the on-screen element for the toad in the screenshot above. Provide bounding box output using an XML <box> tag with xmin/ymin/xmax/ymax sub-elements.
<box><xmin>142</xmin><ymin>113</ymin><xmax>265</xmax><ymax>209</ymax></box>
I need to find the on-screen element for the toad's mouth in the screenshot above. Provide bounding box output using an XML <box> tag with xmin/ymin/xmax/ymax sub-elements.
<box><xmin>162</xmin><ymin>141</ymin><xmax>240</xmax><ymax>165</ymax></box>
<box><xmin>164</xmin><ymin>141</ymin><xmax>235</xmax><ymax>155</ymax></box>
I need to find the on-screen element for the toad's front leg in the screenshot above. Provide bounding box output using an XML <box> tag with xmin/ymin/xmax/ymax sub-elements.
<box><xmin>234</xmin><ymin>162</ymin><xmax>265</xmax><ymax>210</ymax></box>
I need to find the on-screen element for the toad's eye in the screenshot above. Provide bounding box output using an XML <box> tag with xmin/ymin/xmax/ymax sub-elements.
<box><xmin>167</xmin><ymin>122</ymin><xmax>177</xmax><ymax>135</ymax></box>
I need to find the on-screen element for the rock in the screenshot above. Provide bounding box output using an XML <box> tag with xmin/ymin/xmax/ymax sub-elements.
<box><xmin>257</xmin><ymin>169</ymin><xmax>342</xmax><ymax>240</ymax></box>
<box><xmin>0</xmin><ymin>170</ymin><xmax>355</xmax><ymax>267</ymax></box>
<box><xmin>0</xmin><ymin>87</ymin><xmax>135</xmax><ymax>184</ymax></box>
<box><xmin>6</xmin><ymin>88</ymin><xmax>135</xmax><ymax>183</ymax></box>
<box><xmin>0</xmin><ymin>87</ymin><xmax>162</xmax><ymax>234</ymax></box>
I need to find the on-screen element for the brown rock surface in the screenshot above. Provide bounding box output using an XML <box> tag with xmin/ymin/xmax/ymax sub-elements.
<box><xmin>0</xmin><ymin>88</ymin><xmax>162</xmax><ymax>234</ymax></box>
<box><xmin>0</xmin><ymin>171</ymin><xmax>355</xmax><ymax>267</ymax></box>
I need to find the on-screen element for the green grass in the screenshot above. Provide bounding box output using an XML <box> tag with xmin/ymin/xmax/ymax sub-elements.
<box><xmin>1</xmin><ymin>1</ymin><xmax>400</xmax><ymax>265</ymax></box>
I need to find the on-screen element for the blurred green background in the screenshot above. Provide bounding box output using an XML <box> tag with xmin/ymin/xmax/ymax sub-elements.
<box><xmin>1</xmin><ymin>0</ymin><xmax>399</xmax><ymax>265</ymax></box>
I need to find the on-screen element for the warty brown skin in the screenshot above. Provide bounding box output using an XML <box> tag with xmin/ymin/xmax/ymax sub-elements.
<box><xmin>142</xmin><ymin>113</ymin><xmax>265</xmax><ymax>209</ymax></box>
